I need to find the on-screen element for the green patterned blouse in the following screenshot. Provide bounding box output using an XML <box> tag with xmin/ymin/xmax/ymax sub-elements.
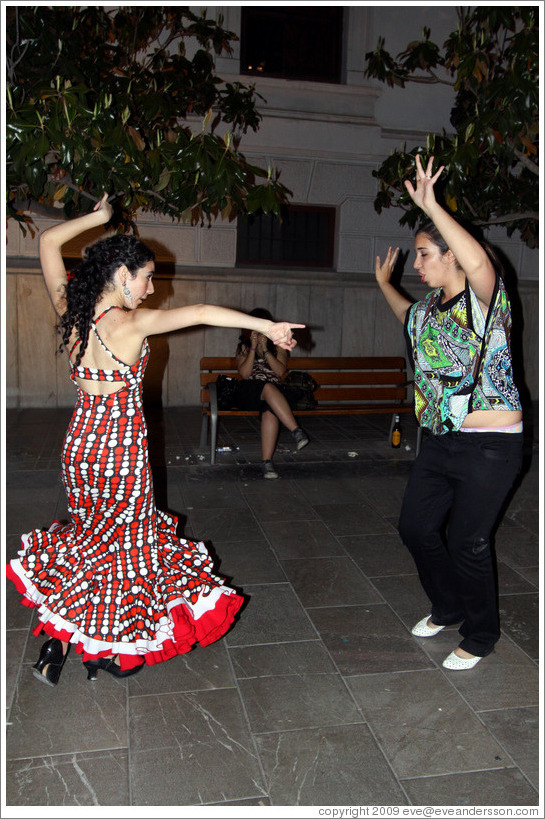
<box><xmin>404</xmin><ymin>276</ymin><xmax>521</xmax><ymax>434</ymax></box>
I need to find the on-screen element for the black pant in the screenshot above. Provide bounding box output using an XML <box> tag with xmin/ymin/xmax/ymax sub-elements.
<box><xmin>399</xmin><ymin>430</ymin><xmax>523</xmax><ymax>657</ymax></box>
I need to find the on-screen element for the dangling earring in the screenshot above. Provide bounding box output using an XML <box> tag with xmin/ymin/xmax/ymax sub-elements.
<box><xmin>122</xmin><ymin>282</ymin><xmax>132</xmax><ymax>304</ymax></box>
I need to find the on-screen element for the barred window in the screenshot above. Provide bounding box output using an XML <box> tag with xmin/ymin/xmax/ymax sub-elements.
<box><xmin>237</xmin><ymin>205</ymin><xmax>335</xmax><ymax>269</ymax></box>
<box><xmin>240</xmin><ymin>7</ymin><xmax>343</xmax><ymax>84</ymax></box>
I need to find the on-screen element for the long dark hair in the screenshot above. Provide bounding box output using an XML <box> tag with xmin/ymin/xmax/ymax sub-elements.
<box><xmin>416</xmin><ymin>220</ymin><xmax>504</xmax><ymax>277</ymax></box>
<box><xmin>60</xmin><ymin>234</ymin><xmax>155</xmax><ymax>365</ymax></box>
<box><xmin>237</xmin><ymin>307</ymin><xmax>276</xmax><ymax>355</ymax></box>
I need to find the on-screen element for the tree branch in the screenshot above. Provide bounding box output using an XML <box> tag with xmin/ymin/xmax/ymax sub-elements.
<box><xmin>513</xmin><ymin>149</ymin><xmax>539</xmax><ymax>177</ymax></box>
<box><xmin>11</xmin><ymin>198</ymin><xmax>68</xmax><ymax>219</ymax></box>
<box><xmin>462</xmin><ymin>196</ymin><xmax>479</xmax><ymax>219</ymax></box>
<box><xmin>45</xmin><ymin>174</ymin><xmax>100</xmax><ymax>203</ymax></box>
<box><xmin>7</xmin><ymin>8</ymin><xmax>31</xmax><ymax>86</ymax></box>
<box><xmin>406</xmin><ymin>69</ymin><xmax>455</xmax><ymax>86</ymax></box>
<box><xmin>473</xmin><ymin>211</ymin><xmax>539</xmax><ymax>227</ymax></box>
<box><xmin>386</xmin><ymin>69</ymin><xmax>455</xmax><ymax>87</ymax></box>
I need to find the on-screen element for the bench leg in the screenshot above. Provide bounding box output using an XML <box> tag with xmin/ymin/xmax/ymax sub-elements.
<box><xmin>388</xmin><ymin>413</ymin><xmax>396</xmax><ymax>440</ymax></box>
<box><xmin>210</xmin><ymin>412</ymin><xmax>218</xmax><ymax>465</ymax></box>
<box><xmin>199</xmin><ymin>414</ymin><xmax>209</xmax><ymax>448</ymax></box>
<box><xmin>206</xmin><ymin>381</ymin><xmax>219</xmax><ymax>465</ymax></box>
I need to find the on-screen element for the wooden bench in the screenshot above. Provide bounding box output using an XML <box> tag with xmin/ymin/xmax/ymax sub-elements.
<box><xmin>200</xmin><ymin>356</ymin><xmax>421</xmax><ymax>464</ymax></box>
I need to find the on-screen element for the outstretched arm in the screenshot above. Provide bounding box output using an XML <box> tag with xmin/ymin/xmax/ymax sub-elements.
<box><xmin>375</xmin><ymin>246</ymin><xmax>411</xmax><ymax>325</ymax></box>
<box><xmin>39</xmin><ymin>193</ymin><xmax>113</xmax><ymax>315</ymax></box>
<box><xmin>405</xmin><ymin>155</ymin><xmax>496</xmax><ymax>306</ymax></box>
<box><xmin>133</xmin><ymin>304</ymin><xmax>304</xmax><ymax>351</ymax></box>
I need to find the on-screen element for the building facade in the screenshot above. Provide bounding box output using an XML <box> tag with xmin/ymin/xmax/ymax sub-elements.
<box><xmin>5</xmin><ymin>6</ymin><xmax>539</xmax><ymax>408</ymax></box>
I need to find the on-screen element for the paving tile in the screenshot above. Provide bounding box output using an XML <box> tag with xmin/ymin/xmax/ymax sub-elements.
<box><xmin>510</xmin><ymin>508</ymin><xmax>539</xmax><ymax>536</ymax></box>
<box><xmin>184</xmin><ymin>506</ymin><xmax>262</xmax><ymax>542</ymax></box>
<box><xmin>513</xmin><ymin>565</ymin><xmax>539</xmax><ymax>588</ymax></box>
<box><xmin>419</xmin><ymin>636</ymin><xmax>539</xmax><ymax>710</ymax></box>
<box><xmin>7</xmin><ymin>661</ymin><xmax>128</xmax><ymax>759</ymax></box>
<box><xmin>498</xmin><ymin>592</ymin><xmax>539</xmax><ymax>660</ymax></box>
<box><xmin>312</xmin><ymin>502</ymin><xmax>395</xmax><ymax>536</ymax></box>
<box><xmin>5</xmin><ymin>750</ymin><xmax>129</xmax><ymax>807</ymax></box>
<box><xmin>495</xmin><ymin>524</ymin><xmax>539</xmax><ymax>570</ymax></box>
<box><xmin>54</xmin><ymin>497</ymin><xmax>70</xmax><ymax>521</ymax></box>
<box><xmin>180</xmin><ymin>478</ymin><xmax>248</xmax><ymax>509</ymax></box>
<box><xmin>295</xmin><ymin>475</ymin><xmax>371</xmax><ymax>505</ymax></box>
<box><xmin>206</xmin><ymin>796</ymin><xmax>272</xmax><ymax>806</ymax></box>
<box><xmin>370</xmin><ymin>574</ymin><xmax>439</xmax><ymax>630</ymax></box>
<box><xmin>339</xmin><ymin>533</ymin><xmax>417</xmax><ymax>578</ymax></box>
<box><xmin>403</xmin><ymin>768</ymin><xmax>538</xmax><ymax>807</ymax></box>
<box><xmin>128</xmin><ymin>641</ymin><xmax>234</xmax><ymax>696</ymax></box>
<box><xmin>157</xmin><ymin>480</ymin><xmax>186</xmax><ymax>515</ymax></box>
<box><xmin>7</xmin><ymin>487</ymin><xmax>63</xmax><ymax>513</ymax></box>
<box><xmin>5</xmin><ymin>502</ymin><xmax>60</xmax><ymax>537</ymax></box>
<box><xmin>5</xmin><ymin>534</ymin><xmax>22</xmax><ymax>563</ymax></box>
<box><xmin>479</xmin><ymin>706</ymin><xmax>540</xmax><ymax>790</ymax></box>
<box><xmin>281</xmin><ymin>556</ymin><xmax>382</xmax><ymax>607</ymax></box>
<box><xmin>213</xmin><ymin>538</ymin><xmax>287</xmax><ymax>585</ymax></box>
<box><xmin>129</xmin><ymin>688</ymin><xmax>267</xmax><ymax>805</ymax></box>
<box><xmin>5</xmin><ymin>576</ymin><xmax>34</xmax><ymax>629</ymax></box>
<box><xmin>308</xmin><ymin>604</ymin><xmax>434</xmax><ymax>674</ymax></box>
<box><xmin>347</xmin><ymin>670</ymin><xmax>509</xmax><ymax>779</ymax></box>
<box><xmin>497</xmin><ymin>560</ymin><xmax>540</xmax><ymax>594</ymax></box>
<box><xmin>5</xmin><ymin>407</ymin><xmax>539</xmax><ymax>810</ymax></box>
<box><xmin>261</xmin><ymin>519</ymin><xmax>345</xmax><ymax>559</ymax></box>
<box><xmin>239</xmin><ymin>672</ymin><xmax>363</xmax><ymax>733</ymax></box>
<box><xmin>340</xmin><ymin>471</ymin><xmax>408</xmax><ymax>517</ymax></box>
<box><xmin>7</xmin><ymin>468</ymin><xmax>63</xmax><ymax>490</ymax></box>
<box><xmin>504</xmin><ymin>469</ymin><xmax>539</xmax><ymax>515</ymax></box>
<box><xmin>241</xmin><ymin>481</ymin><xmax>319</xmax><ymax>523</ymax></box>
<box><xmin>225</xmin><ymin>583</ymin><xmax>317</xmax><ymax>646</ymax></box>
<box><xmin>5</xmin><ymin>631</ymin><xmax>28</xmax><ymax>715</ymax></box>
<box><xmin>229</xmin><ymin>640</ymin><xmax>337</xmax><ymax>678</ymax></box>
<box><xmin>256</xmin><ymin>724</ymin><xmax>408</xmax><ymax>806</ymax></box>
<box><xmin>375</xmin><ymin>573</ymin><xmax>540</xmax><ymax>661</ymax></box>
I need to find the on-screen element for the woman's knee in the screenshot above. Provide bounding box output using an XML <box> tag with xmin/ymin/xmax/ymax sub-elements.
<box><xmin>398</xmin><ymin>495</ymin><xmax>445</xmax><ymax>553</ymax></box>
<box><xmin>261</xmin><ymin>383</ymin><xmax>279</xmax><ymax>400</ymax></box>
<box><xmin>398</xmin><ymin>504</ymin><xmax>420</xmax><ymax>547</ymax></box>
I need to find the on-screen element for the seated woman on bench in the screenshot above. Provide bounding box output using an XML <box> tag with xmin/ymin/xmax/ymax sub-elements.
<box><xmin>235</xmin><ymin>308</ymin><xmax>310</xmax><ymax>479</ymax></box>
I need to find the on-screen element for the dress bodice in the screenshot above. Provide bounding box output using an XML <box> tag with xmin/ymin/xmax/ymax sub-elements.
<box><xmin>69</xmin><ymin>306</ymin><xmax>149</xmax><ymax>390</ymax></box>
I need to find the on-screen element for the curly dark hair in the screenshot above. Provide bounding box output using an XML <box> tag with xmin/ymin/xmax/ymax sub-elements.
<box><xmin>60</xmin><ymin>234</ymin><xmax>155</xmax><ymax>365</ymax></box>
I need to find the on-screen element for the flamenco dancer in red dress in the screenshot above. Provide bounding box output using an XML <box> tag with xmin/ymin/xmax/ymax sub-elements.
<box><xmin>7</xmin><ymin>193</ymin><xmax>303</xmax><ymax>686</ymax></box>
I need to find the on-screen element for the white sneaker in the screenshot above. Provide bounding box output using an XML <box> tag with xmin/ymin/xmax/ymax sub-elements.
<box><xmin>411</xmin><ymin>616</ymin><xmax>446</xmax><ymax>637</ymax></box>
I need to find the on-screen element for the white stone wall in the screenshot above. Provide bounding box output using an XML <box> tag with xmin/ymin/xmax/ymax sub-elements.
<box><xmin>5</xmin><ymin>6</ymin><xmax>539</xmax><ymax>408</ymax></box>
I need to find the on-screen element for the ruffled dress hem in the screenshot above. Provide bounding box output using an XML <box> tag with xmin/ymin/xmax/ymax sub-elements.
<box><xmin>7</xmin><ymin>323</ymin><xmax>246</xmax><ymax>673</ymax></box>
<box><xmin>7</xmin><ymin>561</ymin><xmax>244</xmax><ymax>670</ymax></box>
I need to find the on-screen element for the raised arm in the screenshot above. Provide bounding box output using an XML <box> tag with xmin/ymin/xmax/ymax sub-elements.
<box><xmin>237</xmin><ymin>332</ymin><xmax>288</xmax><ymax>379</ymax></box>
<box><xmin>405</xmin><ymin>155</ymin><xmax>496</xmax><ymax>306</ymax></box>
<box><xmin>375</xmin><ymin>246</ymin><xmax>411</xmax><ymax>325</ymax></box>
<box><xmin>133</xmin><ymin>304</ymin><xmax>304</xmax><ymax>351</ymax></box>
<box><xmin>39</xmin><ymin>193</ymin><xmax>113</xmax><ymax>315</ymax></box>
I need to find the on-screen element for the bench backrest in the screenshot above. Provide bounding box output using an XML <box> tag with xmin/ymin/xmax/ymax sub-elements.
<box><xmin>200</xmin><ymin>356</ymin><xmax>409</xmax><ymax>406</ymax></box>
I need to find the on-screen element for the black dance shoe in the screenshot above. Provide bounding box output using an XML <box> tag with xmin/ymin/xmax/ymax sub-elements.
<box><xmin>32</xmin><ymin>638</ymin><xmax>69</xmax><ymax>687</ymax></box>
<box><xmin>83</xmin><ymin>656</ymin><xmax>144</xmax><ymax>681</ymax></box>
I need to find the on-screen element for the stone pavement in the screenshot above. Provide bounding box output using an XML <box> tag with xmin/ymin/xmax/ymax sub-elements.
<box><xmin>4</xmin><ymin>406</ymin><xmax>541</xmax><ymax>811</ymax></box>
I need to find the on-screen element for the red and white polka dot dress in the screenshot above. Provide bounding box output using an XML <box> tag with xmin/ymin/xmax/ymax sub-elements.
<box><xmin>7</xmin><ymin>307</ymin><xmax>244</xmax><ymax>670</ymax></box>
